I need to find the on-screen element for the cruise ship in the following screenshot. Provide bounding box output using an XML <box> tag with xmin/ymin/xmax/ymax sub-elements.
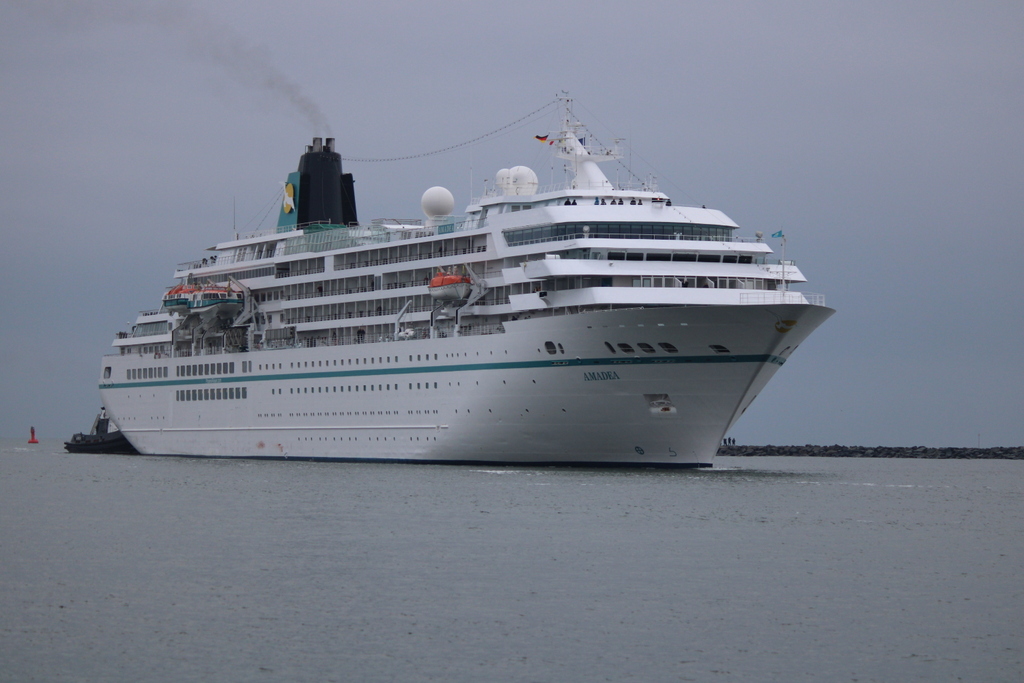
<box><xmin>99</xmin><ymin>99</ymin><xmax>833</xmax><ymax>467</ymax></box>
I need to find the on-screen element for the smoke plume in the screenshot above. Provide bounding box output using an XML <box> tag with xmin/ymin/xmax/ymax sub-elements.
<box><xmin>21</xmin><ymin>0</ymin><xmax>332</xmax><ymax>135</ymax></box>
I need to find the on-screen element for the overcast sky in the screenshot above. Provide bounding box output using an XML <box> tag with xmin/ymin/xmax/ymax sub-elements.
<box><xmin>2</xmin><ymin>0</ymin><xmax>1022</xmax><ymax>447</ymax></box>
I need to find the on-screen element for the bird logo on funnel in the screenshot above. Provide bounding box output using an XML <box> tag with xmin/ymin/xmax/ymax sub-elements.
<box><xmin>283</xmin><ymin>183</ymin><xmax>295</xmax><ymax>213</ymax></box>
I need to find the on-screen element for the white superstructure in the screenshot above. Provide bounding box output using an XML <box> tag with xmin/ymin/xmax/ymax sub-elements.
<box><xmin>99</xmin><ymin>99</ymin><xmax>833</xmax><ymax>467</ymax></box>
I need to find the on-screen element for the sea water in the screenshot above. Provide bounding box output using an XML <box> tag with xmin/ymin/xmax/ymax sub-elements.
<box><xmin>1</xmin><ymin>439</ymin><xmax>1021</xmax><ymax>682</ymax></box>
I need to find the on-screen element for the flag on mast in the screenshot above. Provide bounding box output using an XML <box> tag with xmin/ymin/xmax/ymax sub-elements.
<box><xmin>772</xmin><ymin>230</ymin><xmax>784</xmax><ymax>238</ymax></box>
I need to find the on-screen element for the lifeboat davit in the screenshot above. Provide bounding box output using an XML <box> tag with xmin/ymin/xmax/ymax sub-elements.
<box><xmin>162</xmin><ymin>284</ymin><xmax>199</xmax><ymax>314</ymax></box>
<box><xmin>186</xmin><ymin>285</ymin><xmax>244</xmax><ymax>316</ymax></box>
<box><xmin>428</xmin><ymin>270</ymin><xmax>472</xmax><ymax>300</ymax></box>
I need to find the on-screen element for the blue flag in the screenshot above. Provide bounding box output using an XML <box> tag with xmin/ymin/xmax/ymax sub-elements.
<box><xmin>771</xmin><ymin>230</ymin><xmax>784</xmax><ymax>238</ymax></box>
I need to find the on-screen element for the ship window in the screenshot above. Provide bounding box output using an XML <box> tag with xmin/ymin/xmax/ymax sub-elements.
<box><xmin>604</xmin><ymin>342</ymin><xmax>616</xmax><ymax>354</ymax></box>
<box><xmin>637</xmin><ymin>343</ymin><xmax>656</xmax><ymax>354</ymax></box>
<box><xmin>698</xmin><ymin>254</ymin><xmax>721</xmax><ymax>263</ymax></box>
<box><xmin>557</xmin><ymin>343</ymin><xmax>564</xmax><ymax>354</ymax></box>
<box><xmin>722</xmin><ymin>254</ymin><xmax>738</xmax><ymax>263</ymax></box>
<box><xmin>544</xmin><ymin>341</ymin><xmax>557</xmax><ymax>354</ymax></box>
<box><xmin>625</xmin><ymin>253</ymin><xmax>643</xmax><ymax>261</ymax></box>
<box><xmin>104</xmin><ymin>367</ymin><xmax>111</xmax><ymax>379</ymax></box>
<box><xmin>738</xmin><ymin>255</ymin><xmax>753</xmax><ymax>264</ymax></box>
<box><xmin>658</xmin><ymin>342</ymin><xmax>679</xmax><ymax>353</ymax></box>
<box><xmin>646</xmin><ymin>253</ymin><xmax>671</xmax><ymax>261</ymax></box>
<box><xmin>710</xmin><ymin>344</ymin><xmax>730</xmax><ymax>354</ymax></box>
<box><xmin>617</xmin><ymin>343</ymin><xmax>635</xmax><ymax>353</ymax></box>
<box><xmin>672</xmin><ymin>253</ymin><xmax>697</xmax><ymax>261</ymax></box>
<box><xmin>608</xmin><ymin>252</ymin><xmax>626</xmax><ymax>260</ymax></box>
<box><xmin>242</xmin><ymin>388</ymin><xmax>247</xmax><ymax>399</ymax></box>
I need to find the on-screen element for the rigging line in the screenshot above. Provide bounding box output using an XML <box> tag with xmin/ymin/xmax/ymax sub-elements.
<box><xmin>572</xmin><ymin>100</ymin><xmax>646</xmax><ymax>186</ymax></box>
<box><xmin>240</xmin><ymin>184</ymin><xmax>287</xmax><ymax>233</ymax></box>
<box><xmin>574</xmin><ymin>99</ymin><xmax>702</xmax><ymax>205</ymax></box>
<box><xmin>341</xmin><ymin>99</ymin><xmax>559</xmax><ymax>163</ymax></box>
<box><xmin>251</xmin><ymin>186</ymin><xmax>284</xmax><ymax>234</ymax></box>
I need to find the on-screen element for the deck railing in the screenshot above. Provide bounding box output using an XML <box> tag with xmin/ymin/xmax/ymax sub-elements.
<box><xmin>739</xmin><ymin>291</ymin><xmax>825</xmax><ymax>306</ymax></box>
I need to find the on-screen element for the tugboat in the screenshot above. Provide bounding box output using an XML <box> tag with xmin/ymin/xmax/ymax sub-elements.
<box><xmin>64</xmin><ymin>408</ymin><xmax>138</xmax><ymax>454</ymax></box>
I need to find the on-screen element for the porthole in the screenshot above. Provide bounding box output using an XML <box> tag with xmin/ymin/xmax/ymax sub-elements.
<box><xmin>604</xmin><ymin>342</ymin><xmax>616</xmax><ymax>354</ymax></box>
<box><xmin>710</xmin><ymin>344</ymin><xmax>730</xmax><ymax>354</ymax></box>
<box><xmin>617</xmin><ymin>343</ymin><xmax>635</xmax><ymax>353</ymax></box>
<box><xmin>658</xmin><ymin>342</ymin><xmax>679</xmax><ymax>353</ymax></box>
<box><xmin>544</xmin><ymin>341</ymin><xmax>557</xmax><ymax>354</ymax></box>
<box><xmin>637</xmin><ymin>343</ymin><xmax>656</xmax><ymax>354</ymax></box>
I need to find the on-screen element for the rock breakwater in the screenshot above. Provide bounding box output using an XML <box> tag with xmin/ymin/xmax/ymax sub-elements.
<box><xmin>717</xmin><ymin>445</ymin><xmax>1024</xmax><ymax>459</ymax></box>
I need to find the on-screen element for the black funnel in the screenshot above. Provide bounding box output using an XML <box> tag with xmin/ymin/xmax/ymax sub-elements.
<box><xmin>297</xmin><ymin>137</ymin><xmax>358</xmax><ymax>226</ymax></box>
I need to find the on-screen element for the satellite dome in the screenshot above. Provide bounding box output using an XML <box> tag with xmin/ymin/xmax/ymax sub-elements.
<box><xmin>508</xmin><ymin>166</ymin><xmax>539</xmax><ymax>195</ymax></box>
<box><xmin>421</xmin><ymin>186</ymin><xmax>455</xmax><ymax>217</ymax></box>
<box><xmin>495</xmin><ymin>168</ymin><xmax>511</xmax><ymax>194</ymax></box>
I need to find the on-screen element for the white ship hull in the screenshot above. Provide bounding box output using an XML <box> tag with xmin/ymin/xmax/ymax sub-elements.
<box><xmin>100</xmin><ymin>303</ymin><xmax>831</xmax><ymax>467</ymax></box>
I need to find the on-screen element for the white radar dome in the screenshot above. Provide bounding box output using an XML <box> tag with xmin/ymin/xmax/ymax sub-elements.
<box><xmin>495</xmin><ymin>168</ymin><xmax>511</xmax><ymax>194</ymax></box>
<box><xmin>509</xmin><ymin>166</ymin><xmax>539</xmax><ymax>195</ymax></box>
<box><xmin>421</xmin><ymin>186</ymin><xmax>455</xmax><ymax>218</ymax></box>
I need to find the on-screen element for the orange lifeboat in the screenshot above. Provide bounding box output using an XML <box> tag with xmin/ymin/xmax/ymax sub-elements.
<box><xmin>162</xmin><ymin>284</ymin><xmax>200</xmax><ymax>314</ymax></box>
<box><xmin>187</xmin><ymin>285</ymin><xmax>244</xmax><ymax>316</ymax></box>
<box><xmin>428</xmin><ymin>270</ymin><xmax>472</xmax><ymax>300</ymax></box>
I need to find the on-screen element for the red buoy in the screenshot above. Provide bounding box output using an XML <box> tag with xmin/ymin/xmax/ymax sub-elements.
<box><xmin>28</xmin><ymin>426</ymin><xmax>39</xmax><ymax>444</ymax></box>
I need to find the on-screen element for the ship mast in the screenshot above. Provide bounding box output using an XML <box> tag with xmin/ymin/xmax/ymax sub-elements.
<box><xmin>553</xmin><ymin>96</ymin><xmax>620</xmax><ymax>191</ymax></box>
